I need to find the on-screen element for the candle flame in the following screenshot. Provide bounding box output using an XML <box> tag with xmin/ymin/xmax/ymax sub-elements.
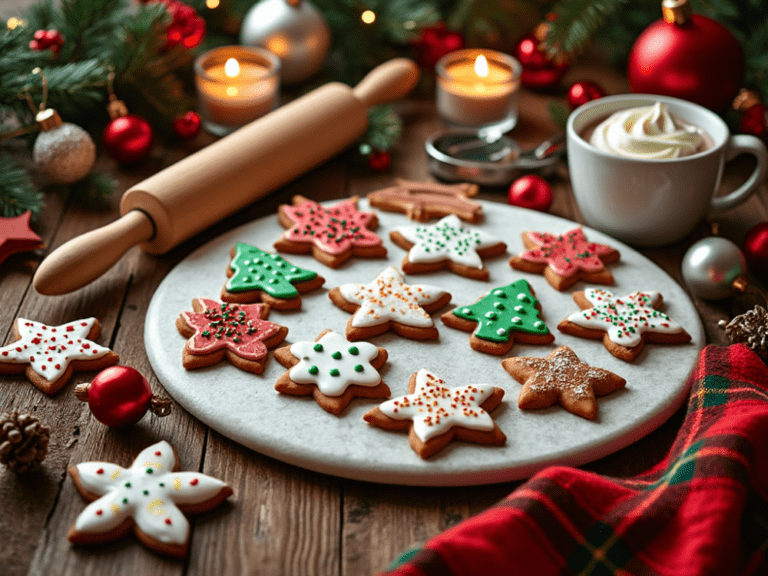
<box><xmin>225</xmin><ymin>58</ymin><xmax>240</xmax><ymax>78</ymax></box>
<box><xmin>474</xmin><ymin>55</ymin><xmax>489</xmax><ymax>78</ymax></box>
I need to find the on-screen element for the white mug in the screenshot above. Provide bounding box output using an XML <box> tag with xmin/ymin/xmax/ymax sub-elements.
<box><xmin>566</xmin><ymin>94</ymin><xmax>768</xmax><ymax>246</ymax></box>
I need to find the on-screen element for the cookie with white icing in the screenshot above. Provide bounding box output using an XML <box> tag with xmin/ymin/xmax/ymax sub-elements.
<box><xmin>0</xmin><ymin>317</ymin><xmax>119</xmax><ymax>395</ymax></box>
<box><xmin>557</xmin><ymin>289</ymin><xmax>691</xmax><ymax>362</ymax></box>
<box><xmin>363</xmin><ymin>368</ymin><xmax>506</xmax><ymax>459</ymax></box>
<box><xmin>67</xmin><ymin>441</ymin><xmax>232</xmax><ymax>558</ymax></box>
<box><xmin>390</xmin><ymin>214</ymin><xmax>506</xmax><ymax>280</ymax></box>
<box><xmin>328</xmin><ymin>267</ymin><xmax>452</xmax><ymax>341</ymax></box>
<box><xmin>274</xmin><ymin>329</ymin><xmax>389</xmax><ymax>414</ymax></box>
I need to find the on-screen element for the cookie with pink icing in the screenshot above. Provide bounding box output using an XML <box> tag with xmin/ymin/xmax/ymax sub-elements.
<box><xmin>274</xmin><ymin>329</ymin><xmax>389</xmax><ymax>415</ymax></box>
<box><xmin>273</xmin><ymin>195</ymin><xmax>387</xmax><ymax>268</ymax></box>
<box><xmin>176</xmin><ymin>298</ymin><xmax>288</xmax><ymax>373</ymax></box>
<box><xmin>557</xmin><ymin>289</ymin><xmax>692</xmax><ymax>362</ymax></box>
<box><xmin>67</xmin><ymin>440</ymin><xmax>233</xmax><ymax>558</ymax></box>
<box><xmin>509</xmin><ymin>228</ymin><xmax>620</xmax><ymax>291</ymax></box>
<box><xmin>390</xmin><ymin>214</ymin><xmax>507</xmax><ymax>280</ymax></box>
<box><xmin>328</xmin><ymin>267</ymin><xmax>452</xmax><ymax>341</ymax></box>
<box><xmin>0</xmin><ymin>317</ymin><xmax>119</xmax><ymax>395</ymax></box>
<box><xmin>363</xmin><ymin>368</ymin><xmax>506</xmax><ymax>459</ymax></box>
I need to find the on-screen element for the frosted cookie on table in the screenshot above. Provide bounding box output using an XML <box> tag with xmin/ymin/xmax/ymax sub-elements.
<box><xmin>557</xmin><ymin>289</ymin><xmax>692</xmax><ymax>362</ymax></box>
<box><xmin>509</xmin><ymin>228</ymin><xmax>620</xmax><ymax>291</ymax></box>
<box><xmin>274</xmin><ymin>329</ymin><xmax>389</xmax><ymax>415</ymax></box>
<box><xmin>441</xmin><ymin>279</ymin><xmax>555</xmax><ymax>355</ymax></box>
<box><xmin>176</xmin><ymin>298</ymin><xmax>288</xmax><ymax>374</ymax></box>
<box><xmin>366</xmin><ymin>179</ymin><xmax>483</xmax><ymax>223</ymax></box>
<box><xmin>0</xmin><ymin>317</ymin><xmax>119</xmax><ymax>395</ymax></box>
<box><xmin>67</xmin><ymin>441</ymin><xmax>232</xmax><ymax>558</ymax></box>
<box><xmin>502</xmin><ymin>346</ymin><xmax>626</xmax><ymax>420</ymax></box>
<box><xmin>363</xmin><ymin>369</ymin><xmax>506</xmax><ymax>459</ymax></box>
<box><xmin>273</xmin><ymin>195</ymin><xmax>387</xmax><ymax>268</ymax></box>
<box><xmin>328</xmin><ymin>266</ymin><xmax>452</xmax><ymax>341</ymax></box>
<box><xmin>390</xmin><ymin>214</ymin><xmax>507</xmax><ymax>280</ymax></box>
<box><xmin>221</xmin><ymin>242</ymin><xmax>325</xmax><ymax>309</ymax></box>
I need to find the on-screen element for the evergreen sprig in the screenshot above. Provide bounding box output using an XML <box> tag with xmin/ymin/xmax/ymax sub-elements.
<box><xmin>544</xmin><ymin>0</ymin><xmax>629</xmax><ymax>55</ymax></box>
<box><xmin>0</xmin><ymin>157</ymin><xmax>44</xmax><ymax>218</ymax></box>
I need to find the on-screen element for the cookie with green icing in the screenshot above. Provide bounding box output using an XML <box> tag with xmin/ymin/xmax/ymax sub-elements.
<box><xmin>441</xmin><ymin>279</ymin><xmax>555</xmax><ymax>355</ymax></box>
<box><xmin>221</xmin><ymin>243</ymin><xmax>325</xmax><ymax>309</ymax></box>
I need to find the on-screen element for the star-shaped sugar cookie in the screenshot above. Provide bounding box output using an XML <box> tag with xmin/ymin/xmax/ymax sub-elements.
<box><xmin>502</xmin><ymin>346</ymin><xmax>626</xmax><ymax>420</ymax></box>
<box><xmin>0</xmin><ymin>317</ymin><xmax>119</xmax><ymax>394</ymax></box>
<box><xmin>176</xmin><ymin>298</ymin><xmax>288</xmax><ymax>373</ymax></box>
<box><xmin>328</xmin><ymin>266</ymin><xmax>452</xmax><ymax>341</ymax></box>
<box><xmin>274</xmin><ymin>329</ymin><xmax>389</xmax><ymax>414</ymax></box>
<box><xmin>509</xmin><ymin>228</ymin><xmax>620</xmax><ymax>291</ymax></box>
<box><xmin>363</xmin><ymin>369</ymin><xmax>506</xmax><ymax>458</ymax></box>
<box><xmin>557</xmin><ymin>289</ymin><xmax>691</xmax><ymax>362</ymax></box>
<box><xmin>67</xmin><ymin>441</ymin><xmax>233</xmax><ymax>558</ymax></box>
<box><xmin>390</xmin><ymin>214</ymin><xmax>506</xmax><ymax>280</ymax></box>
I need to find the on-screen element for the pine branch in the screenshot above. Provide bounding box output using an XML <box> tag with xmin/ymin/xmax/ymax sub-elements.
<box><xmin>364</xmin><ymin>105</ymin><xmax>402</xmax><ymax>151</ymax></box>
<box><xmin>69</xmin><ymin>171</ymin><xmax>117</xmax><ymax>209</ymax></box>
<box><xmin>0</xmin><ymin>157</ymin><xmax>43</xmax><ymax>218</ymax></box>
<box><xmin>545</xmin><ymin>0</ymin><xmax>629</xmax><ymax>55</ymax></box>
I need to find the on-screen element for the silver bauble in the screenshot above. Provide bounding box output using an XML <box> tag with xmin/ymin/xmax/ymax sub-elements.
<box><xmin>681</xmin><ymin>237</ymin><xmax>747</xmax><ymax>300</ymax></box>
<box><xmin>33</xmin><ymin>122</ymin><xmax>96</xmax><ymax>184</ymax></box>
<box><xmin>240</xmin><ymin>0</ymin><xmax>330</xmax><ymax>84</ymax></box>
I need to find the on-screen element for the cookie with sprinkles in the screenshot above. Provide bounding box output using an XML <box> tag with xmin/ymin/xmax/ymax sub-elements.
<box><xmin>274</xmin><ymin>329</ymin><xmax>389</xmax><ymax>415</ymax></box>
<box><xmin>363</xmin><ymin>368</ymin><xmax>506</xmax><ymax>459</ymax></box>
<box><xmin>441</xmin><ymin>279</ymin><xmax>555</xmax><ymax>355</ymax></box>
<box><xmin>176</xmin><ymin>298</ymin><xmax>288</xmax><ymax>373</ymax></box>
<box><xmin>222</xmin><ymin>243</ymin><xmax>325</xmax><ymax>309</ymax></box>
<box><xmin>502</xmin><ymin>346</ymin><xmax>626</xmax><ymax>420</ymax></box>
<box><xmin>390</xmin><ymin>214</ymin><xmax>506</xmax><ymax>280</ymax></box>
<box><xmin>328</xmin><ymin>266</ymin><xmax>452</xmax><ymax>341</ymax></box>
<box><xmin>67</xmin><ymin>440</ymin><xmax>233</xmax><ymax>558</ymax></box>
<box><xmin>557</xmin><ymin>289</ymin><xmax>692</xmax><ymax>362</ymax></box>
<box><xmin>273</xmin><ymin>195</ymin><xmax>387</xmax><ymax>268</ymax></box>
<box><xmin>0</xmin><ymin>317</ymin><xmax>119</xmax><ymax>395</ymax></box>
<box><xmin>509</xmin><ymin>228</ymin><xmax>620</xmax><ymax>291</ymax></box>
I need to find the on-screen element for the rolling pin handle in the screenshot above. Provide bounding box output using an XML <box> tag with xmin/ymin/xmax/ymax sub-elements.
<box><xmin>352</xmin><ymin>58</ymin><xmax>419</xmax><ymax>108</ymax></box>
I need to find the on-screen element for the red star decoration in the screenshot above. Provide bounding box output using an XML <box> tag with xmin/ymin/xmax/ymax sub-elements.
<box><xmin>0</xmin><ymin>212</ymin><xmax>42</xmax><ymax>265</ymax></box>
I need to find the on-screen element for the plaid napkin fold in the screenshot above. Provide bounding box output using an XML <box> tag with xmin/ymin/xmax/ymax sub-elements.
<box><xmin>380</xmin><ymin>344</ymin><xmax>768</xmax><ymax>576</ymax></box>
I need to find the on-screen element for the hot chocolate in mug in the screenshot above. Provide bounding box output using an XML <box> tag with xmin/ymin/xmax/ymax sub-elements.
<box><xmin>566</xmin><ymin>94</ymin><xmax>768</xmax><ymax>246</ymax></box>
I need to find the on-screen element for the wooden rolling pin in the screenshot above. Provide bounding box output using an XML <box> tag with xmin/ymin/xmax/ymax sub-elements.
<box><xmin>33</xmin><ymin>58</ymin><xmax>419</xmax><ymax>295</ymax></box>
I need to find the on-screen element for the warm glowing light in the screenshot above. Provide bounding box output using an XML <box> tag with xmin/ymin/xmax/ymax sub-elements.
<box><xmin>474</xmin><ymin>55</ymin><xmax>489</xmax><ymax>78</ymax></box>
<box><xmin>7</xmin><ymin>17</ymin><xmax>25</xmax><ymax>29</ymax></box>
<box><xmin>224</xmin><ymin>58</ymin><xmax>240</xmax><ymax>78</ymax></box>
<box><xmin>206</xmin><ymin>0</ymin><xmax>220</xmax><ymax>7</ymax></box>
<box><xmin>226</xmin><ymin>86</ymin><xmax>238</xmax><ymax>96</ymax></box>
<box><xmin>361</xmin><ymin>10</ymin><xmax>376</xmax><ymax>24</ymax></box>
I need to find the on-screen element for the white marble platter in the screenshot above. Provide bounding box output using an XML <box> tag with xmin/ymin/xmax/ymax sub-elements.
<box><xmin>145</xmin><ymin>200</ymin><xmax>704</xmax><ymax>486</ymax></box>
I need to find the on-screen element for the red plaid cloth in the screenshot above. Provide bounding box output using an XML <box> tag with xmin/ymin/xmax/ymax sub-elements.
<box><xmin>381</xmin><ymin>344</ymin><xmax>768</xmax><ymax>576</ymax></box>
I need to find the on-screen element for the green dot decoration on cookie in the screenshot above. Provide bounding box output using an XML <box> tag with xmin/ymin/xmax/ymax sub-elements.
<box><xmin>354</xmin><ymin>364</ymin><xmax>364</xmax><ymax>372</ymax></box>
<box><xmin>332</xmin><ymin>351</ymin><xmax>342</xmax><ymax>359</ymax></box>
<box><xmin>308</xmin><ymin>365</ymin><xmax>319</xmax><ymax>375</ymax></box>
<box><xmin>330</xmin><ymin>368</ymin><xmax>340</xmax><ymax>376</ymax></box>
<box><xmin>348</xmin><ymin>346</ymin><xmax>359</xmax><ymax>355</ymax></box>
<box><xmin>314</xmin><ymin>343</ymin><xmax>323</xmax><ymax>352</ymax></box>
<box><xmin>226</xmin><ymin>242</ymin><xmax>318</xmax><ymax>298</ymax></box>
<box><xmin>452</xmin><ymin>279</ymin><xmax>550</xmax><ymax>343</ymax></box>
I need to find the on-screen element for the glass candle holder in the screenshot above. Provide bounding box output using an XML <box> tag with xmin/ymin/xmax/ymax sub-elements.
<box><xmin>436</xmin><ymin>49</ymin><xmax>522</xmax><ymax>133</ymax></box>
<box><xmin>195</xmin><ymin>46</ymin><xmax>281</xmax><ymax>136</ymax></box>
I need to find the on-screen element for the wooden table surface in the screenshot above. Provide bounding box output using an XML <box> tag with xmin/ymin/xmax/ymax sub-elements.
<box><xmin>1</xmin><ymin>10</ymin><xmax>767</xmax><ymax>574</ymax></box>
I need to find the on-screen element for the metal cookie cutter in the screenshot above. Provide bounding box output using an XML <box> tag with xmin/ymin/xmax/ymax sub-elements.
<box><xmin>425</xmin><ymin>130</ymin><xmax>565</xmax><ymax>187</ymax></box>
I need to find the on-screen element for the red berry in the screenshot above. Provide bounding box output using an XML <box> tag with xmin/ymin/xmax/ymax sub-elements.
<box><xmin>367</xmin><ymin>150</ymin><xmax>391</xmax><ymax>172</ymax></box>
<box><xmin>33</xmin><ymin>29</ymin><xmax>46</xmax><ymax>42</ymax></box>
<box><xmin>44</xmin><ymin>30</ymin><xmax>60</xmax><ymax>44</ymax></box>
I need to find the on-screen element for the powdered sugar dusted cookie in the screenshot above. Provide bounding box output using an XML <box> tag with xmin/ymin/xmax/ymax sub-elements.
<box><xmin>557</xmin><ymin>289</ymin><xmax>692</xmax><ymax>362</ymax></box>
<box><xmin>363</xmin><ymin>368</ymin><xmax>506</xmax><ymax>459</ymax></box>
<box><xmin>274</xmin><ymin>329</ymin><xmax>389</xmax><ymax>415</ymax></box>
<box><xmin>441</xmin><ymin>279</ymin><xmax>554</xmax><ymax>355</ymax></box>
<box><xmin>509</xmin><ymin>228</ymin><xmax>620</xmax><ymax>291</ymax></box>
<box><xmin>176</xmin><ymin>298</ymin><xmax>288</xmax><ymax>373</ymax></box>
<box><xmin>67</xmin><ymin>440</ymin><xmax>232</xmax><ymax>558</ymax></box>
<box><xmin>273</xmin><ymin>195</ymin><xmax>386</xmax><ymax>268</ymax></box>
<box><xmin>222</xmin><ymin>243</ymin><xmax>325</xmax><ymax>309</ymax></box>
<box><xmin>366</xmin><ymin>179</ymin><xmax>482</xmax><ymax>223</ymax></box>
<box><xmin>328</xmin><ymin>266</ymin><xmax>452</xmax><ymax>341</ymax></box>
<box><xmin>0</xmin><ymin>317</ymin><xmax>119</xmax><ymax>395</ymax></box>
<box><xmin>390</xmin><ymin>214</ymin><xmax>506</xmax><ymax>280</ymax></box>
<box><xmin>502</xmin><ymin>346</ymin><xmax>626</xmax><ymax>420</ymax></box>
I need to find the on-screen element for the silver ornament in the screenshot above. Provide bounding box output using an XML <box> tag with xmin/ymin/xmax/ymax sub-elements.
<box><xmin>33</xmin><ymin>120</ymin><xmax>96</xmax><ymax>184</ymax></box>
<box><xmin>681</xmin><ymin>237</ymin><xmax>747</xmax><ymax>300</ymax></box>
<box><xmin>240</xmin><ymin>0</ymin><xmax>330</xmax><ymax>84</ymax></box>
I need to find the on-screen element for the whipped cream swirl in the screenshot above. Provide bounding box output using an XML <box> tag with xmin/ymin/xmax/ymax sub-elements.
<box><xmin>589</xmin><ymin>102</ymin><xmax>704</xmax><ymax>159</ymax></box>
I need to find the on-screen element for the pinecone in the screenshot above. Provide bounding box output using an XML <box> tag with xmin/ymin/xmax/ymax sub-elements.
<box><xmin>725</xmin><ymin>305</ymin><xmax>768</xmax><ymax>362</ymax></box>
<box><xmin>0</xmin><ymin>412</ymin><xmax>50</xmax><ymax>473</ymax></box>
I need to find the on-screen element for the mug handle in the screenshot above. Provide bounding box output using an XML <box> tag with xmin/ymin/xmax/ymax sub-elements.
<box><xmin>709</xmin><ymin>134</ymin><xmax>768</xmax><ymax>214</ymax></box>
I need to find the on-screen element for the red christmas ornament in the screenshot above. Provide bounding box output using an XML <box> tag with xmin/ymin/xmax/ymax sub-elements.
<box><xmin>514</xmin><ymin>32</ymin><xmax>569</xmax><ymax>90</ymax></box>
<box><xmin>413</xmin><ymin>24</ymin><xmax>464</xmax><ymax>68</ymax></box>
<box><xmin>742</xmin><ymin>222</ymin><xmax>768</xmax><ymax>281</ymax></box>
<box><xmin>567</xmin><ymin>81</ymin><xmax>606</xmax><ymax>109</ymax></box>
<box><xmin>29</xmin><ymin>29</ymin><xmax>64</xmax><ymax>54</ymax></box>
<box><xmin>741</xmin><ymin>104</ymin><xmax>768</xmax><ymax>141</ymax></box>
<box><xmin>367</xmin><ymin>150</ymin><xmax>391</xmax><ymax>172</ymax></box>
<box><xmin>103</xmin><ymin>115</ymin><xmax>154</xmax><ymax>163</ymax></box>
<box><xmin>627</xmin><ymin>0</ymin><xmax>744</xmax><ymax>112</ymax></box>
<box><xmin>75</xmin><ymin>366</ymin><xmax>172</xmax><ymax>427</ymax></box>
<box><xmin>162</xmin><ymin>0</ymin><xmax>206</xmax><ymax>49</ymax></box>
<box><xmin>172</xmin><ymin>111</ymin><xmax>202</xmax><ymax>140</ymax></box>
<box><xmin>508</xmin><ymin>175</ymin><xmax>553</xmax><ymax>212</ymax></box>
